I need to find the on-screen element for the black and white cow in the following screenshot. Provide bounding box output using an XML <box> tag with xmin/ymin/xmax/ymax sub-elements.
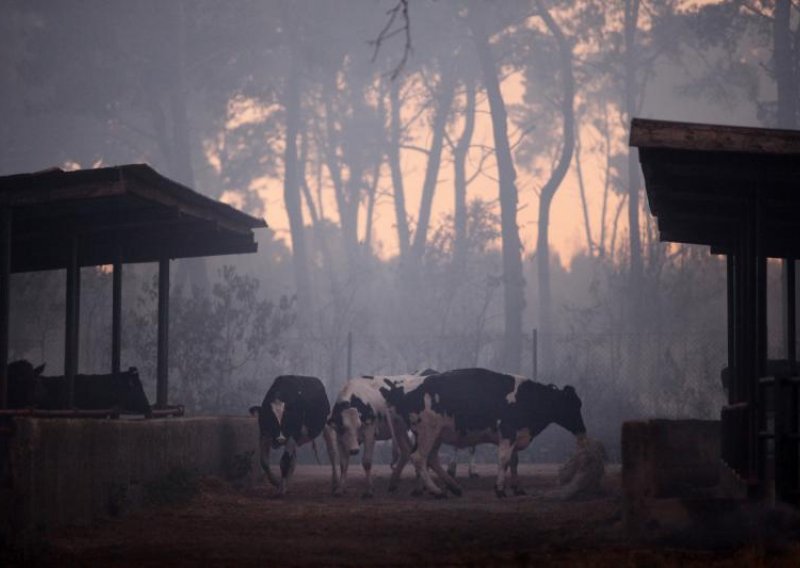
<box><xmin>250</xmin><ymin>375</ymin><xmax>330</xmax><ymax>496</ymax></box>
<box><xmin>380</xmin><ymin>368</ymin><xmax>586</xmax><ymax>498</ymax></box>
<box><xmin>325</xmin><ymin>375</ymin><xmax>416</xmax><ymax>497</ymax></box>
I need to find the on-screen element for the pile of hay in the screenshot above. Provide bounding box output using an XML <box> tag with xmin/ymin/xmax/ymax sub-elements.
<box><xmin>549</xmin><ymin>436</ymin><xmax>607</xmax><ymax>500</ymax></box>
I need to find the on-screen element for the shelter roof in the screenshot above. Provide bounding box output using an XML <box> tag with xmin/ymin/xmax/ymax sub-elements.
<box><xmin>0</xmin><ymin>164</ymin><xmax>266</xmax><ymax>272</ymax></box>
<box><xmin>630</xmin><ymin>118</ymin><xmax>800</xmax><ymax>257</ymax></box>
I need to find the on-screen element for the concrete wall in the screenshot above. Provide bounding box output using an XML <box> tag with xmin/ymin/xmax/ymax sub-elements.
<box><xmin>622</xmin><ymin>419</ymin><xmax>721</xmax><ymax>533</ymax></box>
<box><xmin>1</xmin><ymin>416</ymin><xmax>259</xmax><ymax>544</ymax></box>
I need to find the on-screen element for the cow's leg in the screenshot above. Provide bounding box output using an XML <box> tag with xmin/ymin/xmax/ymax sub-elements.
<box><xmin>361</xmin><ymin>423</ymin><xmax>376</xmax><ymax>499</ymax></box>
<box><xmin>277</xmin><ymin>439</ymin><xmax>297</xmax><ymax>496</ymax></box>
<box><xmin>323</xmin><ymin>424</ymin><xmax>342</xmax><ymax>495</ymax></box>
<box><xmin>509</xmin><ymin>451</ymin><xmax>525</xmax><ymax>495</ymax></box>
<box><xmin>388</xmin><ymin>428</ymin><xmax>411</xmax><ymax>493</ymax></box>
<box><xmin>495</xmin><ymin>438</ymin><xmax>513</xmax><ymax>498</ymax></box>
<box><xmin>259</xmin><ymin>436</ymin><xmax>280</xmax><ymax>487</ymax></box>
<box><xmin>468</xmin><ymin>446</ymin><xmax>479</xmax><ymax>478</ymax></box>
<box><xmin>446</xmin><ymin>449</ymin><xmax>458</xmax><ymax>478</ymax></box>
<box><xmin>427</xmin><ymin>440</ymin><xmax>462</xmax><ymax>496</ymax></box>
<box><xmin>337</xmin><ymin>437</ymin><xmax>351</xmax><ymax>495</ymax></box>
<box><xmin>409</xmin><ymin>419</ymin><xmax>444</xmax><ymax>498</ymax></box>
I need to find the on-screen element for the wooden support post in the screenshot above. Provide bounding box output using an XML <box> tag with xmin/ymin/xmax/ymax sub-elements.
<box><xmin>726</xmin><ymin>255</ymin><xmax>736</xmax><ymax>405</ymax></box>
<box><xmin>156</xmin><ymin>255</ymin><xmax>170</xmax><ymax>408</ymax></box>
<box><xmin>111</xmin><ymin>256</ymin><xmax>122</xmax><ymax>376</ymax></box>
<box><xmin>64</xmin><ymin>235</ymin><xmax>80</xmax><ymax>408</ymax></box>
<box><xmin>0</xmin><ymin>209</ymin><xmax>10</xmax><ymax>409</ymax></box>
<box><xmin>788</xmin><ymin>259</ymin><xmax>797</xmax><ymax>376</ymax></box>
<box><xmin>754</xmin><ymin>195</ymin><xmax>769</xmax><ymax>500</ymax></box>
<box><xmin>532</xmin><ymin>328</ymin><xmax>538</xmax><ymax>381</ymax></box>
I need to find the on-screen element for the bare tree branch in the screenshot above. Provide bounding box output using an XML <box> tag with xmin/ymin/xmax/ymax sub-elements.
<box><xmin>369</xmin><ymin>0</ymin><xmax>412</xmax><ymax>80</ymax></box>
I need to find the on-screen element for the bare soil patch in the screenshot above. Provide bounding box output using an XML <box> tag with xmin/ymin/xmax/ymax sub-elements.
<box><xmin>14</xmin><ymin>465</ymin><xmax>800</xmax><ymax>567</ymax></box>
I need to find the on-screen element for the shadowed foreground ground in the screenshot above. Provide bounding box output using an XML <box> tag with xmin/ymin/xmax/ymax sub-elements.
<box><xmin>14</xmin><ymin>464</ymin><xmax>800</xmax><ymax>566</ymax></box>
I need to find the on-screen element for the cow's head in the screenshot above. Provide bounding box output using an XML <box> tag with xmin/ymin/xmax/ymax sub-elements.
<box><xmin>329</xmin><ymin>400</ymin><xmax>362</xmax><ymax>455</ymax></box>
<box><xmin>552</xmin><ymin>385</ymin><xmax>586</xmax><ymax>436</ymax></box>
<box><xmin>267</xmin><ymin>398</ymin><xmax>289</xmax><ymax>448</ymax></box>
<box><xmin>122</xmin><ymin>368</ymin><xmax>152</xmax><ymax>417</ymax></box>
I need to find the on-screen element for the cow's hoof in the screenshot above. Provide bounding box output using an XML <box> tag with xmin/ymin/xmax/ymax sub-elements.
<box><xmin>495</xmin><ymin>487</ymin><xmax>507</xmax><ymax>499</ymax></box>
<box><xmin>387</xmin><ymin>484</ymin><xmax>398</xmax><ymax>494</ymax></box>
<box><xmin>469</xmin><ymin>472</ymin><xmax>480</xmax><ymax>479</ymax></box>
<box><xmin>513</xmin><ymin>487</ymin><xmax>526</xmax><ymax>496</ymax></box>
<box><xmin>433</xmin><ymin>491</ymin><xmax>448</xmax><ymax>500</ymax></box>
<box><xmin>361</xmin><ymin>492</ymin><xmax>374</xmax><ymax>500</ymax></box>
<box><xmin>447</xmin><ymin>485</ymin><xmax>463</xmax><ymax>497</ymax></box>
<box><xmin>447</xmin><ymin>467</ymin><xmax>456</xmax><ymax>477</ymax></box>
<box><xmin>410</xmin><ymin>488</ymin><xmax>424</xmax><ymax>497</ymax></box>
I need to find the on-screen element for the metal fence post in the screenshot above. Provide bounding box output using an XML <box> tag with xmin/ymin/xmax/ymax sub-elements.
<box><xmin>346</xmin><ymin>331</ymin><xmax>353</xmax><ymax>379</ymax></box>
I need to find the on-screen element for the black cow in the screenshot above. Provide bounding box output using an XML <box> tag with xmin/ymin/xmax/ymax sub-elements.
<box><xmin>380</xmin><ymin>368</ymin><xmax>586</xmax><ymax>498</ymax></box>
<box><xmin>6</xmin><ymin>360</ymin><xmax>46</xmax><ymax>408</ymax></box>
<box><xmin>250</xmin><ymin>375</ymin><xmax>330</xmax><ymax>496</ymax></box>
<box><xmin>37</xmin><ymin>367</ymin><xmax>151</xmax><ymax>416</ymax></box>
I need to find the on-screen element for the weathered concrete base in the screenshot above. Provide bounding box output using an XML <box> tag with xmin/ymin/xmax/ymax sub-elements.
<box><xmin>622</xmin><ymin>419</ymin><xmax>721</xmax><ymax>535</ymax></box>
<box><xmin>1</xmin><ymin>416</ymin><xmax>258</xmax><ymax>546</ymax></box>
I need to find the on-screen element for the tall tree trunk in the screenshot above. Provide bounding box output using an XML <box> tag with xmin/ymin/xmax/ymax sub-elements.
<box><xmin>624</xmin><ymin>0</ymin><xmax>643</xmax><ymax>298</ymax></box>
<box><xmin>388</xmin><ymin>79</ymin><xmax>411</xmax><ymax>259</ymax></box>
<box><xmin>410</xmin><ymin>69</ymin><xmax>456</xmax><ymax>263</ymax></box>
<box><xmin>470</xmin><ymin>11</ymin><xmax>525</xmax><ymax>373</ymax></box>
<box><xmin>283</xmin><ymin>54</ymin><xmax>313</xmax><ymax>324</ymax></box>
<box><xmin>168</xmin><ymin>1</ymin><xmax>208</xmax><ymax>292</ymax></box>
<box><xmin>535</xmin><ymin>0</ymin><xmax>575</xmax><ymax>374</ymax></box>
<box><xmin>775</xmin><ymin>0</ymin><xmax>797</xmax><ymax>129</ymax></box>
<box><xmin>453</xmin><ymin>78</ymin><xmax>476</xmax><ymax>271</ymax></box>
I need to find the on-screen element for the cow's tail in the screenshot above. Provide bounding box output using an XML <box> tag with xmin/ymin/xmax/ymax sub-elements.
<box><xmin>311</xmin><ymin>438</ymin><xmax>322</xmax><ymax>465</ymax></box>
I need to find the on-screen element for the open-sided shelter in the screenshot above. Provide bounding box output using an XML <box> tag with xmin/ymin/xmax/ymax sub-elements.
<box><xmin>0</xmin><ymin>164</ymin><xmax>266</xmax><ymax>413</ymax></box>
<box><xmin>630</xmin><ymin>118</ymin><xmax>800</xmax><ymax>505</ymax></box>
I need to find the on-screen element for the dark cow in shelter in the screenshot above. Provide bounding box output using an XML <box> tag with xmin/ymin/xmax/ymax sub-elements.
<box><xmin>37</xmin><ymin>367</ymin><xmax>151</xmax><ymax>416</ymax></box>
<box><xmin>5</xmin><ymin>361</ymin><xmax>150</xmax><ymax>416</ymax></box>
<box><xmin>6</xmin><ymin>360</ymin><xmax>46</xmax><ymax>408</ymax></box>
<box><xmin>381</xmin><ymin>368</ymin><xmax>586</xmax><ymax>498</ymax></box>
<box><xmin>250</xmin><ymin>375</ymin><xmax>330</xmax><ymax>496</ymax></box>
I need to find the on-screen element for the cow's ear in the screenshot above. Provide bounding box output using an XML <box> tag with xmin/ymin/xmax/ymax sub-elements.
<box><xmin>33</xmin><ymin>364</ymin><xmax>45</xmax><ymax>376</ymax></box>
<box><xmin>249</xmin><ymin>406</ymin><xmax>261</xmax><ymax>417</ymax></box>
<box><xmin>563</xmin><ymin>385</ymin><xmax>575</xmax><ymax>395</ymax></box>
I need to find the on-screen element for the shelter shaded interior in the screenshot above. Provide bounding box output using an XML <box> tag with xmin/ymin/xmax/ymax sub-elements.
<box><xmin>0</xmin><ymin>164</ymin><xmax>266</xmax><ymax>272</ymax></box>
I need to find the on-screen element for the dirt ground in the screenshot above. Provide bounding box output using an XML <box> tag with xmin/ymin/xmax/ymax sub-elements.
<box><xmin>14</xmin><ymin>464</ymin><xmax>800</xmax><ymax>567</ymax></box>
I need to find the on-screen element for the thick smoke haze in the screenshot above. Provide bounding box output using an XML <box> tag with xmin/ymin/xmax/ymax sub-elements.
<box><xmin>1</xmin><ymin>0</ymin><xmax>795</xmax><ymax>461</ymax></box>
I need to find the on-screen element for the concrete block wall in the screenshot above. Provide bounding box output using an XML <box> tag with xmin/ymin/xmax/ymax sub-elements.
<box><xmin>2</xmin><ymin>416</ymin><xmax>259</xmax><ymax>544</ymax></box>
<box><xmin>622</xmin><ymin>419</ymin><xmax>721</xmax><ymax>533</ymax></box>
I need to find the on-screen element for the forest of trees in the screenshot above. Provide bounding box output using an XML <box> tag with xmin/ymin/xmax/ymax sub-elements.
<box><xmin>1</xmin><ymin>0</ymin><xmax>798</xmax><ymax>458</ymax></box>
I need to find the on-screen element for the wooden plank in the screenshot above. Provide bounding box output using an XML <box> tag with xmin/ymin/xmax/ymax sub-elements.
<box><xmin>631</xmin><ymin>118</ymin><xmax>800</xmax><ymax>155</ymax></box>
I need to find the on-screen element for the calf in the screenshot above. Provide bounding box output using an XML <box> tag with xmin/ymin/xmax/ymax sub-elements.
<box><xmin>381</xmin><ymin>368</ymin><xmax>586</xmax><ymax>498</ymax></box>
<box><xmin>325</xmin><ymin>374</ymin><xmax>416</xmax><ymax>497</ymax></box>
<box><xmin>250</xmin><ymin>375</ymin><xmax>330</xmax><ymax>496</ymax></box>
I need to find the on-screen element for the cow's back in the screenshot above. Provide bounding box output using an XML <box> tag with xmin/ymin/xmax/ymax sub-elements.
<box><xmin>413</xmin><ymin>369</ymin><xmax>518</xmax><ymax>433</ymax></box>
